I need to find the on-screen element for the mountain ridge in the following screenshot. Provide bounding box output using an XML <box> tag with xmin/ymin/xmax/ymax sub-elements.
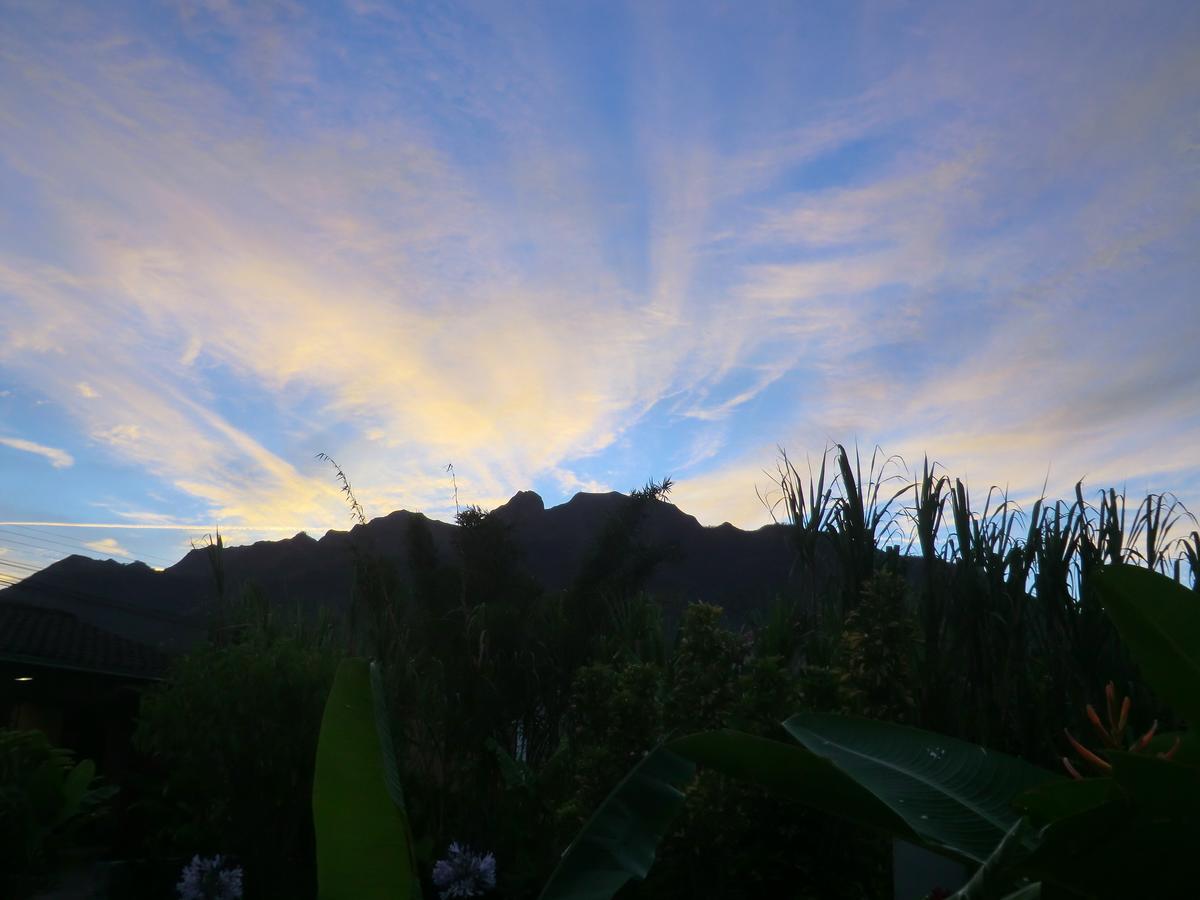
<box><xmin>0</xmin><ymin>490</ymin><xmax>802</xmax><ymax>653</ymax></box>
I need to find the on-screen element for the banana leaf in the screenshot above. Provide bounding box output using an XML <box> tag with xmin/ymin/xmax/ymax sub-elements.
<box><xmin>947</xmin><ymin>818</ymin><xmax>1040</xmax><ymax>900</ymax></box>
<box><xmin>785</xmin><ymin>713</ymin><xmax>1059</xmax><ymax>863</ymax></box>
<box><xmin>994</xmin><ymin>885</ymin><xmax>1042</xmax><ymax>900</ymax></box>
<box><xmin>1092</xmin><ymin>564</ymin><xmax>1200</xmax><ymax>724</ymax></box>
<box><xmin>537</xmin><ymin>743</ymin><xmax>696</xmax><ymax>900</ymax></box>
<box><xmin>1013</xmin><ymin>777</ymin><xmax>1114</xmax><ymax>825</ymax></box>
<box><xmin>59</xmin><ymin>759</ymin><xmax>95</xmax><ymax>825</ymax></box>
<box><xmin>666</xmin><ymin>730</ymin><xmax>915</xmax><ymax>838</ymax></box>
<box><xmin>542</xmin><ymin>713</ymin><xmax>1067</xmax><ymax>900</ymax></box>
<box><xmin>312</xmin><ymin>657</ymin><xmax>419</xmax><ymax>900</ymax></box>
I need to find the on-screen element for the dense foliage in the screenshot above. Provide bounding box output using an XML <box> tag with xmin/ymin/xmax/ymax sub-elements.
<box><xmin>112</xmin><ymin>445</ymin><xmax>1199</xmax><ymax>898</ymax></box>
<box><xmin>131</xmin><ymin>588</ymin><xmax>341</xmax><ymax>898</ymax></box>
<box><xmin>0</xmin><ymin>728</ymin><xmax>116</xmax><ymax>894</ymax></box>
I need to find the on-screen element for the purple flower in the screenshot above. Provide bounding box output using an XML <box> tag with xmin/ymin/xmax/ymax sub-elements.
<box><xmin>431</xmin><ymin>842</ymin><xmax>497</xmax><ymax>898</ymax></box>
<box><xmin>176</xmin><ymin>854</ymin><xmax>243</xmax><ymax>900</ymax></box>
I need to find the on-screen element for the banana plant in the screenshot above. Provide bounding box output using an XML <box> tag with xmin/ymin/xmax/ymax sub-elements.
<box><xmin>540</xmin><ymin>564</ymin><xmax>1200</xmax><ymax>899</ymax></box>
<box><xmin>538</xmin><ymin>720</ymin><xmax>1055</xmax><ymax>900</ymax></box>
<box><xmin>312</xmin><ymin>565</ymin><xmax>1200</xmax><ymax>900</ymax></box>
<box><xmin>0</xmin><ymin>729</ymin><xmax>117</xmax><ymax>878</ymax></box>
<box><xmin>312</xmin><ymin>657</ymin><xmax>420</xmax><ymax>900</ymax></box>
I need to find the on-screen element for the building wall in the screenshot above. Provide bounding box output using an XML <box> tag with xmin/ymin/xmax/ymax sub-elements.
<box><xmin>1</xmin><ymin>660</ymin><xmax>150</xmax><ymax>778</ymax></box>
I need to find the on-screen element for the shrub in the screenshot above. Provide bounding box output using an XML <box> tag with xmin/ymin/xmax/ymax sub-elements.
<box><xmin>549</xmin><ymin>602</ymin><xmax>886</xmax><ymax>900</ymax></box>
<box><xmin>0</xmin><ymin>728</ymin><xmax>116</xmax><ymax>894</ymax></box>
<box><xmin>132</xmin><ymin>598</ymin><xmax>341</xmax><ymax>898</ymax></box>
<box><xmin>835</xmin><ymin>568</ymin><xmax>919</xmax><ymax>722</ymax></box>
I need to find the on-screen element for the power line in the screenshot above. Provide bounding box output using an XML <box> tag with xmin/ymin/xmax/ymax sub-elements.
<box><xmin>0</xmin><ymin>558</ymin><xmax>56</xmax><ymax>575</ymax></box>
<box><xmin>0</xmin><ymin>526</ymin><xmax>178</xmax><ymax>567</ymax></box>
<box><xmin>0</xmin><ymin>521</ymin><xmax>320</xmax><ymax>532</ymax></box>
<box><xmin>0</xmin><ymin>576</ymin><xmax>198</xmax><ymax>625</ymax></box>
<box><xmin>0</xmin><ymin>563</ymin><xmax>199</xmax><ymax>624</ymax></box>
<box><xmin>0</xmin><ymin>532</ymin><xmax>169</xmax><ymax>569</ymax></box>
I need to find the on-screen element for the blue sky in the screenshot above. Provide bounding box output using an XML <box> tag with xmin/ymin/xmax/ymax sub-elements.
<box><xmin>1</xmin><ymin>0</ymin><xmax>1198</xmax><ymax>574</ymax></box>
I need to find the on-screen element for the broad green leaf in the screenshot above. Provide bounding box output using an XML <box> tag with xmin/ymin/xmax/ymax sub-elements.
<box><xmin>948</xmin><ymin>818</ymin><xmax>1039</xmax><ymax>900</ymax></box>
<box><xmin>58</xmin><ymin>758</ymin><xmax>95</xmax><ymax>824</ymax></box>
<box><xmin>1022</xmin><ymin>787</ymin><xmax>1123</xmax><ymax>892</ymax></box>
<box><xmin>785</xmin><ymin>713</ymin><xmax>1059</xmax><ymax>862</ymax></box>
<box><xmin>369</xmin><ymin>661</ymin><xmax>409</xmax><ymax>813</ymax></box>
<box><xmin>28</xmin><ymin>759</ymin><xmax>66</xmax><ymax>824</ymax></box>
<box><xmin>1092</xmin><ymin>564</ymin><xmax>1200</xmax><ymax>724</ymax></box>
<box><xmin>541</xmin><ymin>729</ymin><xmax>924</xmax><ymax>900</ymax></box>
<box><xmin>538</xmin><ymin>744</ymin><xmax>696</xmax><ymax>900</ymax></box>
<box><xmin>370</xmin><ymin>660</ymin><xmax>422</xmax><ymax>899</ymax></box>
<box><xmin>313</xmin><ymin>657</ymin><xmax>418</xmax><ymax>900</ymax></box>
<box><xmin>1108</xmin><ymin>749</ymin><xmax>1200</xmax><ymax>811</ymax></box>
<box><xmin>1021</xmin><ymin>754</ymin><xmax>1200</xmax><ymax>895</ymax></box>
<box><xmin>1013</xmin><ymin>777</ymin><xmax>1114</xmax><ymax>825</ymax></box>
<box><xmin>666</xmin><ymin>730</ymin><xmax>915</xmax><ymax>839</ymax></box>
<box><xmin>995</xmin><ymin>885</ymin><xmax>1041</xmax><ymax>900</ymax></box>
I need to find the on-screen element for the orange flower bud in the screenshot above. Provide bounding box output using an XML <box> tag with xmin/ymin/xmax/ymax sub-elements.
<box><xmin>1158</xmin><ymin>736</ymin><xmax>1182</xmax><ymax>761</ymax></box>
<box><xmin>1132</xmin><ymin>719</ymin><xmax>1159</xmax><ymax>752</ymax></box>
<box><xmin>1086</xmin><ymin>704</ymin><xmax>1118</xmax><ymax>747</ymax></box>
<box><xmin>1116</xmin><ymin>696</ymin><xmax>1131</xmax><ymax>738</ymax></box>
<box><xmin>1065</xmin><ymin>729</ymin><xmax>1112</xmax><ymax>774</ymax></box>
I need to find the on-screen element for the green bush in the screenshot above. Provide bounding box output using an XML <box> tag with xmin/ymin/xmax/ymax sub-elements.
<box><xmin>548</xmin><ymin>602</ymin><xmax>886</xmax><ymax>900</ymax></box>
<box><xmin>132</xmin><ymin>598</ymin><xmax>341</xmax><ymax>898</ymax></box>
<box><xmin>0</xmin><ymin>728</ymin><xmax>116</xmax><ymax>893</ymax></box>
<box><xmin>656</xmin><ymin>603</ymin><xmax>884</xmax><ymax>900</ymax></box>
<box><xmin>835</xmin><ymin>568</ymin><xmax>919</xmax><ymax>722</ymax></box>
<box><xmin>557</xmin><ymin>660</ymin><xmax>665</xmax><ymax>830</ymax></box>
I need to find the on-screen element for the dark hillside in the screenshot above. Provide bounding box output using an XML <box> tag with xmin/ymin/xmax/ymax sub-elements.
<box><xmin>0</xmin><ymin>491</ymin><xmax>804</xmax><ymax>652</ymax></box>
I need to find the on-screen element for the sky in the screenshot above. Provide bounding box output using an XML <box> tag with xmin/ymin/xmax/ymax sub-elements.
<box><xmin>1</xmin><ymin>0</ymin><xmax>1198</xmax><ymax>576</ymax></box>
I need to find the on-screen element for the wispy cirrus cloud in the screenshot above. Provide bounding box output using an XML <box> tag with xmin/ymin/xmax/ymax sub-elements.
<box><xmin>0</xmin><ymin>0</ymin><xmax>1196</xmax><ymax>561</ymax></box>
<box><xmin>0</xmin><ymin>436</ymin><xmax>75</xmax><ymax>469</ymax></box>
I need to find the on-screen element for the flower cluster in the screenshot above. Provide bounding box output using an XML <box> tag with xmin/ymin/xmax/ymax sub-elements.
<box><xmin>176</xmin><ymin>854</ymin><xmax>244</xmax><ymax>900</ymax></box>
<box><xmin>1062</xmin><ymin>680</ymin><xmax>1180</xmax><ymax>779</ymax></box>
<box><xmin>431</xmin><ymin>842</ymin><xmax>497</xmax><ymax>898</ymax></box>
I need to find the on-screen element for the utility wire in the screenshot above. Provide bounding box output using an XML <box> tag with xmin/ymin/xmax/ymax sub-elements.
<box><xmin>0</xmin><ymin>562</ymin><xmax>197</xmax><ymax>623</ymax></box>
<box><xmin>0</xmin><ymin>526</ymin><xmax>178</xmax><ymax>567</ymax></box>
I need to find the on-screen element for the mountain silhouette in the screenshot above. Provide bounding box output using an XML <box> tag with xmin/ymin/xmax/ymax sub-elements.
<box><xmin>0</xmin><ymin>491</ymin><xmax>807</xmax><ymax>653</ymax></box>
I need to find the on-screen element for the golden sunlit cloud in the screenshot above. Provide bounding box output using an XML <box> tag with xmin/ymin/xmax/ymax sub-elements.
<box><xmin>0</xmin><ymin>0</ymin><xmax>1196</xmax><ymax>568</ymax></box>
<box><xmin>82</xmin><ymin>537</ymin><xmax>133</xmax><ymax>558</ymax></box>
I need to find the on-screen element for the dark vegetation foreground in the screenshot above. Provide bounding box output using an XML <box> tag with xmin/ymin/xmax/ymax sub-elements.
<box><xmin>4</xmin><ymin>444</ymin><xmax>1198</xmax><ymax>899</ymax></box>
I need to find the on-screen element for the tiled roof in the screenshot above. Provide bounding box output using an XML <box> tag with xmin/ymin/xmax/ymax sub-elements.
<box><xmin>0</xmin><ymin>602</ymin><xmax>168</xmax><ymax>680</ymax></box>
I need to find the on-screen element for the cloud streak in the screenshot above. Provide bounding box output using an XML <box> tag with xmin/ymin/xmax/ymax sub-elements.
<box><xmin>0</xmin><ymin>0</ymin><xmax>1196</xmax><ymax>560</ymax></box>
<box><xmin>0</xmin><ymin>436</ymin><xmax>75</xmax><ymax>469</ymax></box>
<box><xmin>82</xmin><ymin>536</ymin><xmax>132</xmax><ymax>558</ymax></box>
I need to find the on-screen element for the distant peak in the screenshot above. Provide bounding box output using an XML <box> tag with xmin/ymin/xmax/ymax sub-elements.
<box><xmin>493</xmin><ymin>490</ymin><xmax>545</xmax><ymax>521</ymax></box>
<box><xmin>565</xmin><ymin>490</ymin><xmax>624</xmax><ymax>505</ymax></box>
